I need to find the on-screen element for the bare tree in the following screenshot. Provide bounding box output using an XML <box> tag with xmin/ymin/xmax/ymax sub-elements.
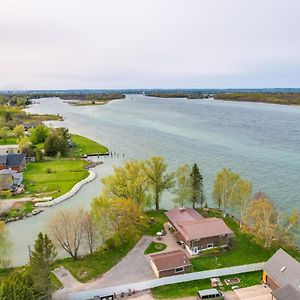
<box><xmin>47</xmin><ymin>208</ymin><xmax>85</xmax><ymax>259</ymax></box>
<box><xmin>83</xmin><ymin>212</ymin><xmax>98</xmax><ymax>254</ymax></box>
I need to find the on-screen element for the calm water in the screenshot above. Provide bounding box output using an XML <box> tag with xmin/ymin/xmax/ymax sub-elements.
<box><xmin>8</xmin><ymin>95</ymin><xmax>300</xmax><ymax>265</ymax></box>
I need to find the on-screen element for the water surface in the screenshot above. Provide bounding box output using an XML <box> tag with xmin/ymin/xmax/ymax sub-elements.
<box><xmin>8</xmin><ymin>95</ymin><xmax>300</xmax><ymax>265</ymax></box>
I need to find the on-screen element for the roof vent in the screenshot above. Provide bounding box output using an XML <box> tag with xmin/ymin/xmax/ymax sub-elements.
<box><xmin>179</xmin><ymin>207</ymin><xmax>186</xmax><ymax>212</ymax></box>
<box><xmin>281</xmin><ymin>267</ymin><xmax>286</xmax><ymax>272</ymax></box>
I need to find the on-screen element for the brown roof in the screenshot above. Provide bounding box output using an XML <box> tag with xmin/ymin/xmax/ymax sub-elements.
<box><xmin>166</xmin><ymin>208</ymin><xmax>234</xmax><ymax>241</ymax></box>
<box><xmin>150</xmin><ymin>250</ymin><xmax>191</xmax><ymax>271</ymax></box>
<box><xmin>165</xmin><ymin>207</ymin><xmax>204</xmax><ymax>224</ymax></box>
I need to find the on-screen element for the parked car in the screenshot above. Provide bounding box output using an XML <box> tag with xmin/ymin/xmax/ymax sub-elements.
<box><xmin>198</xmin><ymin>288</ymin><xmax>224</xmax><ymax>300</ymax></box>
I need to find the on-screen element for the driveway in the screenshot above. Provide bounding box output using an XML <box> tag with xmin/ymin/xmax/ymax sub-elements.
<box><xmin>233</xmin><ymin>285</ymin><xmax>272</xmax><ymax>300</ymax></box>
<box><xmin>54</xmin><ymin>236</ymin><xmax>154</xmax><ymax>300</ymax></box>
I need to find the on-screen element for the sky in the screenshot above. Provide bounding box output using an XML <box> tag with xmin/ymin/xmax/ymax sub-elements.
<box><xmin>1</xmin><ymin>0</ymin><xmax>300</xmax><ymax>90</ymax></box>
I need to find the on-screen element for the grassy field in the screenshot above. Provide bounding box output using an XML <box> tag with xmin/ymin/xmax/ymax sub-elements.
<box><xmin>144</xmin><ymin>210</ymin><xmax>168</xmax><ymax>236</ymax></box>
<box><xmin>151</xmin><ymin>271</ymin><xmax>262</xmax><ymax>299</ymax></box>
<box><xmin>70</xmin><ymin>134</ymin><xmax>108</xmax><ymax>157</ymax></box>
<box><xmin>52</xmin><ymin>241</ymin><xmax>136</xmax><ymax>283</ymax></box>
<box><xmin>23</xmin><ymin>160</ymin><xmax>89</xmax><ymax>198</ymax></box>
<box><xmin>144</xmin><ymin>242</ymin><xmax>167</xmax><ymax>254</ymax></box>
<box><xmin>0</xmin><ymin>137</ymin><xmax>17</xmax><ymax>145</ymax></box>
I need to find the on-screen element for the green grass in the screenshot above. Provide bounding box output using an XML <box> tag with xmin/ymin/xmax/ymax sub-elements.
<box><xmin>4</xmin><ymin>201</ymin><xmax>34</xmax><ymax>219</ymax></box>
<box><xmin>50</xmin><ymin>272</ymin><xmax>63</xmax><ymax>291</ymax></box>
<box><xmin>70</xmin><ymin>134</ymin><xmax>108</xmax><ymax>157</ymax></box>
<box><xmin>0</xmin><ymin>137</ymin><xmax>17</xmax><ymax>145</ymax></box>
<box><xmin>151</xmin><ymin>271</ymin><xmax>262</xmax><ymax>299</ymax></box>
<box><xmin>144</xmin><ymin>242</ymin><xmax>167</xmax><ymax>254</ymax></box>
<box><xmin>144</xmin><ymin>210</ymin><xmax>168</xmax><ymax>236</ymax></box>
<box><xmin>52</xmin><ymin>241</ymin><xmax>136</xmax><ymax>283</ymax></box>
<box><xmin>23</xmin><ymin>159</ymin><xmax>89</xmax><ymax>198</ymax></box>
<box><xmin>191</xmin><ymin>209</ymin><xmax>300</xmax><ymax>271</ymax></box>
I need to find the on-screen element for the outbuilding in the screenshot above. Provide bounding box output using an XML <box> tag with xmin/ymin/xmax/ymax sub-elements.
<box><xmin>263</xmin><ymin>248</ymin><xmax>300</xmax><ymax>299</ymax></box>
<box><xmin>150</xmin><ymin>250</ymin><xmax>191</xmax><ymax>278</ymax></box>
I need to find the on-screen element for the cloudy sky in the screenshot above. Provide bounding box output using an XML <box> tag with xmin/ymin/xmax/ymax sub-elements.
<box><xmin>1</xmin><ymin>0</ymin><xmax>300</xmax><ymax>89</ymax></box>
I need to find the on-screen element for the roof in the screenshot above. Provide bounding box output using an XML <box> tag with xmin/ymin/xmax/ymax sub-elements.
<box><xmin>0</xmin><ymin>169</ymin><xmax>17</xmax><ymax>175</ymax></box>
<box><xmin>0</xmin><ymin>153</ymin><xmax>25</xmax><ymax>168</ymax></box>
<box><xmin>166</xmin><ymin>207</ymin><xmax>204</xmax><ymax>224</ymax></box>
<box><xmin>166</xmin><ymin>208</ymin><xmax>234</xmax><ymax>241</ymax></box>
<box><xmin>150</xmin><ymin>250</ymin><xmax>191</xmax><ymax>272</ymax></box>
<box><xmin>272</xmin><ymin>284</ymin><xmax>300</xmax><ymax>300</ymax></box>
<box><xmin>264</xmin><ymin>249</ymin><xmax>300</xmax><ymax>290</ymax></box>
<box><xmin>198</xmin><ymin>289</ymin><xmax>222</xmax><ymax>297</ymax></box>
<box><xmin>0</xmin><ymin>173</ymin><xmax>13</xmax><ymax>190</ymax></box>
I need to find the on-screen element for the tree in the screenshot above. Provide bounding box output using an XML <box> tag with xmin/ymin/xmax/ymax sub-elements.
<box><xmin>83</xmin><ymin>212</ymin><xmax>98</xmax><ymax>254</ymax></box>
<box><xmin>18</xmin><ymin>136</ymin><xmax>35</xmax><ymax>157</ymax></box>
<box><xmin>35</xmin><ymin>147</ymin><xmax>44</xmax><ymax>162</ymax></box>
<box><xmin>233</xmin><ymin>179</ymin><xmax>253</xmax><ymax>227</ymax></box>
<box><xmin>0</xmin><ymin>269</ymin><xmax>36</xmax><ymax>300</ymax></box>
<box><xmin>0</xmin><ymin>127</ymin><xmax>9</xmax><ymax>143</ymax></box>
<box><xmin>244</xmin><ymin>194</ymin><xmax>300</xmax><ymax>247</ymax></box>
<box><xmin>173</xmin><ymin>164</ymin><xmax>192</xmax><ymax>207</ymax></box>
<box><xmin>145</xmin><ymin>156</ymin><xmax>174</xmax><ymax>210</ymax></box>
<box><xmin>29</xmin><ymin>125</ymin><xmax>49</xmax><ymax>144</ymax></box>
<box><xmin>212</xmin><ymin>168</ymin><xmax>240</xmax><ymax>211</ymax></box>
<box><xmin>44</xmin><ymin>131</ymin><xmax>68</xmax><ymax>157</ymax></box>
<box><xmin>13</xmin><ymin>124</ymin><xmax>25</xmax><ymax>141</ymax></box>
<box><xmin>47</xmin><ymin>208</ymin><xmax>85</xmax><ymax>259</ymax></box>
<box><xmin>101</xmin><ymin>160</ymin><xmax>150</xmax><ymax>207</ymax></box>
<box><xmin>190</xmin><ymin>163</ymin><xmax>205</xmax><ymax>209</ymax></box>
<box><xmin>91</xmin><ymin>196</ymin><xmax>147</xmax><ymax>245</ymax></box>
<box><xmin>0</xmin><ymin>221</ymin><xmax>11</xmax><ymax>268</ymax></box>
<box><xmin>29</xmin><ymin>233</ymin><xmax>57</xmax><ymax>300</ymax></box>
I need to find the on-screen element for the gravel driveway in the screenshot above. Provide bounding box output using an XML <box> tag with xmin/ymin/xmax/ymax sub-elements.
<box><xmin>54</xmin><ymin>236</ymin><xmax>154</xmax><ymax>300</ymax></box>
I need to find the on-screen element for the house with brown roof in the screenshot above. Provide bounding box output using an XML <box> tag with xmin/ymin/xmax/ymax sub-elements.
<box><xmin>150</xmin><ymin>250</ymin><xmax>191</xmax><ymax>278</ymax></box>
<box><xmin>165</xmin><ymin>207</ymin><xmax>234</xmax><ymax>255</ymax></box>
<box><xmin>262</xmin><ymin>248</ymin><xmax>300</xmax><ymax>299</ymax></box>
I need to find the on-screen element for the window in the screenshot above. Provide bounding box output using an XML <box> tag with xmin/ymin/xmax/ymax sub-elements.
<box><xmin>175</xmin><ymin>267</ymin><xmax>184</xmax><ymax>273</ymax></box>
<box><xmin>207</xmin><ymin>243</ymin><xmax>214</xmax><ymax>248</ymax></box>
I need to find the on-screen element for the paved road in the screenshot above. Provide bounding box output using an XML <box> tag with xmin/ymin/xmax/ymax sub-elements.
<box><xmin>54</xmin><ymin>236</ymin><xmax>154</xmax><ymax>300</ymax></box>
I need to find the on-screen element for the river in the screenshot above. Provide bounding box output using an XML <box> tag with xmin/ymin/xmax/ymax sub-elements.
<box><xmin>8</xmin><ymin>94</ymin><xmax>300</xmax><ymax>265</ymax></box>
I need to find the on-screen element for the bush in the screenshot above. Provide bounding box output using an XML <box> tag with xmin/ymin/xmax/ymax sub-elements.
<box><xmin>46</xmin><ymin>168</ymin><xmax>52</xmax><ymax>174</ymax></box>
<box><xmin>105</xmin><ymin>237</ymin><xmax>122</xmax><ymax>250</ymax></box>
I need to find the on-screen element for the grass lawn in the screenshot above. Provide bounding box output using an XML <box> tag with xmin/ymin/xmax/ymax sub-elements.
<box><xmin>0</xmin><ymin>137</ymin><xmax>17</xmax><ymax>145</ymax></box>
<box><xmin>151</xmin><ymin>271</ymin><xmax>262</xmax><ymax>299</ymax></box>
<box><xmin>52</xmin><ymin>241</ymin><xmax>136</xmax><ymax>283</ymax></box>
<box><xmin>144</xmin><ymin>210</ymin><xmax>168</xmax><ymax>236</ymax></box>
<box><xmin>191</xmin><ymin>209</ymin><xmax>300</xmax><ymax>271</ymax></box>
<box><xmin>23</xmin><ymin>159</ymin><xmax>89</xmax><ymax>198</ymax></box>
<box><xmin>1</xmin><ymin>201</ymin><xmax>34</xmax><ymax>220</ymax></box>
<box><xmin>144</xmin><ymin>242</ymin><xmax>167</xmax><ymax>254</ymax></box>
<box><xmin>70</xmin><ymin>134</ymin><xmax>108</xmax><ymax>157</ymax></box>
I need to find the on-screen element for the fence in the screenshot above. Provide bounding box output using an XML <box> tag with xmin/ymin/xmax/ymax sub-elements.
<box><xmin>69</xmin><ymin>262</ymin><xmax>264</xmax><ymax>300</ymax></box>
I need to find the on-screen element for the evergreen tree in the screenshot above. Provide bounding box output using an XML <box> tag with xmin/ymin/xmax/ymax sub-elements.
<box><xmin>190</xmin><ymin>163</ymin><xmax>205</xmax><ymax>209</ymax></box>
<box><xmin>29</xmin><ymin>233</ymin><xmax>57</xmax><ymax>300</ymax></box>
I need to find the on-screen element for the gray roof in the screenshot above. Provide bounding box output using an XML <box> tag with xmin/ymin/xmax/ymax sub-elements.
<box><xmin>0</xmin><ymin>174</ymin><xmax>13</xmax><ymax>190</ymax></box>
<box><xmin>272</xmin><ymin>284</ymin><xmax>300</xmax><ymax>300</ymax></box>
<box><xmin>0</xmin><ymin>153</ymin><xmax>25</xmax><ymax>167</ymax></box>
<box><xmin>0</xmin><ymin>169</ymin><xmax>17</xmax><ymax>175</ymax></box>
<box><xmin>264</xmin><ymin>248</ymin><xmax>300</xmax><ymax>289</ymax></box>
<box><xmin>198</xmin><ymin>289</ymin><xmax>222</xmax><ymax>297</ymax></box>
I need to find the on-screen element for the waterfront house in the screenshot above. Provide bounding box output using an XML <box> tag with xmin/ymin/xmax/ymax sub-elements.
<box><xmin>150</xmin><ymin>250</ymin><xmax>191</xmax><ymax>278</ymax></box>
<box><xmin>262</xmin><ymin>248</ymin><xmax>300</xmax><ymax>299</ymax></box>
<box><xmin>0</xmin><ymin>153</ymin><xmax>26</xmax><ymax>172</ymax></box>
<box><xmin>165</xmin><ymin>208</ymin><xmax>234</xmax><ymax>255</ymax></box>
